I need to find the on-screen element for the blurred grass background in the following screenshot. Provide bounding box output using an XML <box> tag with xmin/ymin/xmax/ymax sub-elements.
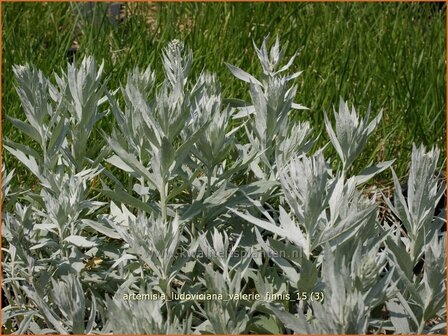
<box><xmin>2</xmin><ymin>1</ymin><xmax>446</xmax><ymax>187</ymax></box>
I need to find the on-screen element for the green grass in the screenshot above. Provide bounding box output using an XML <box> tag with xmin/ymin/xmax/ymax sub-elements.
<box><xmin>2</xmin><ymin>2</ymin><xmax>446</xmax><ymax>186</ymax></box>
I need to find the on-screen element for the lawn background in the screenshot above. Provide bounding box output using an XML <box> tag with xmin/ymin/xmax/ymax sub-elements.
<box><xmin>2</xmin><ymin>1</ymin><xmax>446</xmax><ymax>188</ymax></box>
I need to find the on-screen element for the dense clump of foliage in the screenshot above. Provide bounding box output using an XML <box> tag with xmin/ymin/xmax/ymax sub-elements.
<box><xmin>2</xmin><ymin>37</ymin><xmax>446</xmax><ymax>334</ymax></box>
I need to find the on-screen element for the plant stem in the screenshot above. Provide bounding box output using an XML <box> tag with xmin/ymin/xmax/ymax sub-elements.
<box><xmin>160</xmin><ymin>179</ymin><xmax>167</xmax><ymax>223</ymax></box>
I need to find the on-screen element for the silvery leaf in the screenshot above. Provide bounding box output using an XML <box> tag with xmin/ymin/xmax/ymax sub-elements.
<box><xmin>225</xmin><ymin>62</ymin><xmax>262</xmax><ymax>87</ymax></box>
<box><xmin>64</xmin><ymin>235</ymin><xmax>97</xmax><ymax>248</ymax></box>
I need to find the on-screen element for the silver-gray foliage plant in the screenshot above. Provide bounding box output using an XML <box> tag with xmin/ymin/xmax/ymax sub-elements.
<box><xmin>2</xmin><ymin>35</ymin><xmax>445</xmax><ymax>334</ymax></box>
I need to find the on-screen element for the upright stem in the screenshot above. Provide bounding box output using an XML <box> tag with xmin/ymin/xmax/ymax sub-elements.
<box><xmin>206</xmin><ymin>167</ymin><xmax>212</xmax><ymax>199</ymax></box>
<box><xmin>165</xmin><ymin>281</ymin><xmax>172</xmax><ymax>324</ymax></box>
<box><xmin>159</xmin><ymin>173</ymin><xmax>172</xmax><ymax>323</ymax></box>
<box><xmin>160</xmin><ymin>179</ymin><xmax>167</xmax><ymax>223</ymax></box>
<box><xmin>418</xmin><ymin>318</ymin><xmax>426</xmax><ymax>334</ymax></box>
<box><xmin>199</xmin><ymin>166</ymin><xmax>213</xmax><ymax>233</ymax></box>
